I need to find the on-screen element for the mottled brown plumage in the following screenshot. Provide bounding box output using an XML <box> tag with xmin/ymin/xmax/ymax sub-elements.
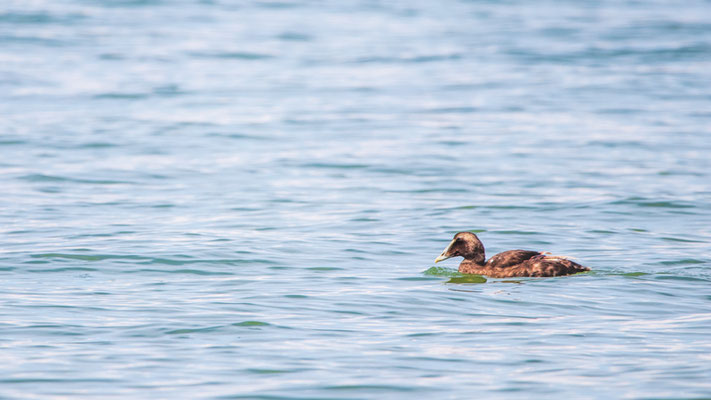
<box><xmin>435</xmin><ymin>232</ymin><xmax>589</xmax><ymax>278</ymax></box>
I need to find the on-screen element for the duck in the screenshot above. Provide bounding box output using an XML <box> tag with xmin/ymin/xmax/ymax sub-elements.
<box><xmin>435</xmin><ymin>232</ymin><xmax>589</xmax><ymax>278</ymax></box>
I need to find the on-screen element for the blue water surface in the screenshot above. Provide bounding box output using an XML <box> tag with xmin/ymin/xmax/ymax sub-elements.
<box><xmin>1</xmin><ymin>0</ymin><xmax>711</xmax><ymax>398</ymax></box>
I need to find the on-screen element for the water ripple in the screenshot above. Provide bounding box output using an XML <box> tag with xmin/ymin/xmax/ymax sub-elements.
<box><xmin>1</xmin><ymin>0</ymin><xmax>710</xmax><ymax>398</ymax></box>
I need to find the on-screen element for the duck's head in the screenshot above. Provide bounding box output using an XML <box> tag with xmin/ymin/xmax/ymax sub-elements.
<box><xmin>435</xmin><ymin>232</ymin><xmax>485</xmax><ymax>264</ymax></box>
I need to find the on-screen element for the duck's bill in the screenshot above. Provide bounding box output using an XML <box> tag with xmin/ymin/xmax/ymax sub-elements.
<box><xmin>434</xmin><ymin>254</ymin><xmax>451</xmax><ymax>263</ymax></box>
<box><xmin>434</xmin><ymin>239</ymin><xmax>456</xmax><ymax>263</ymax></box>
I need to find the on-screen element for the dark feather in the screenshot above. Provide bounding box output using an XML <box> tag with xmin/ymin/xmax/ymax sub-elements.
<box><xmin>485</xmin><ymin>250</ymin><xmax>541</xmax><ymax>269</ymax></box>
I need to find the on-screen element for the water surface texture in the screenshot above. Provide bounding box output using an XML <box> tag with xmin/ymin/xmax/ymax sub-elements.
<box><xmin>2</xmin><ymin>0</ymin><xmax>711</xmax><ymax>398</ymax></box>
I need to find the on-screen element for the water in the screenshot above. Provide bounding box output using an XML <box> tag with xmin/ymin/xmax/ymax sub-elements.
<box><xmin>2</xmin><ymin>0</ymin><xmax>711</xmax><ymax>398</ymax></box>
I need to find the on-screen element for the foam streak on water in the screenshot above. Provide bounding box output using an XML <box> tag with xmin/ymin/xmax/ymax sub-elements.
<box><xmin>1</xmin><ymin>0</ymin><xmax>711</xmax><ymax>398</ymax></box>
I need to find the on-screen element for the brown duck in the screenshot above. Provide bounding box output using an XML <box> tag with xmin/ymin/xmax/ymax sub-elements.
<box><xmin>435</xmin><ymin>232</ymin><xmax>589</xmax><ymax>278</ymax></box>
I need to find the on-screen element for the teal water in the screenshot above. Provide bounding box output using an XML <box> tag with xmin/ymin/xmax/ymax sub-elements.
<box><xmin>2</xmin><ymin>0</ymin><xmax>711</xmax><ymax>398</ymax></box>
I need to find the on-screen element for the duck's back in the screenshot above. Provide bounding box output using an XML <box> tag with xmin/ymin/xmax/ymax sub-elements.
<box><xmin>485</xmin><ymin>250</ymin><xmax>541</xmax><ymax>269</ymax></box>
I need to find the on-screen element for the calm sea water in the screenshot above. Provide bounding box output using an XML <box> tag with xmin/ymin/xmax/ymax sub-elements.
<box><xmin>2</xmin><ymin>0</ymin><xmax>711</xmax><ymax>398</ymax></box>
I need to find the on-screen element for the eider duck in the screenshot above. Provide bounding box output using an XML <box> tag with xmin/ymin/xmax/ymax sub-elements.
<box><xmin>435</xmin><ymin>232</ymin><xmax>589</xmax><ymax>278</ymax></box>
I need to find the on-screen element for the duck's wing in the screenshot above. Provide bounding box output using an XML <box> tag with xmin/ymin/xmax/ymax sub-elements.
<box><xmin>485</xmin><ymin>250</ymin><xmax>541</xmax><ymax>269</ymax></box>
<box><xmin>515</xmin><ymin>256</ymin><xmax>590</xmax><ymax>277</ymax></box>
